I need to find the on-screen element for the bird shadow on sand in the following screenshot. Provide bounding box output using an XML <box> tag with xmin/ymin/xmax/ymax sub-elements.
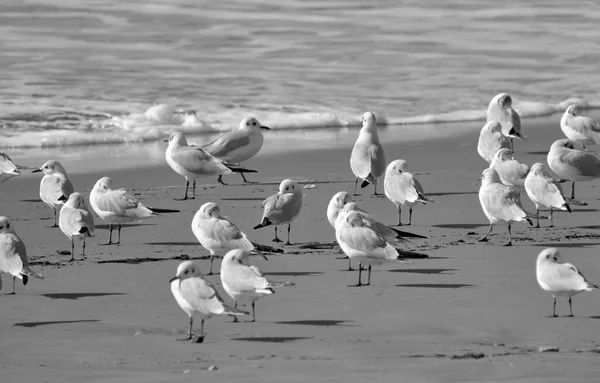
<box><xmin>96</xmin><ymin>254</ymin><xmax>191</xmax><ymax>264</ymax></box>
<box><xmin>232</xmin><ymin>336</ymin><xmax>312</xmax><ymax>343</ymax></box>
<box><xmin>432</xmin><ymin>223</ymin><xmax>487</xmax><ymax>229</ymax></box>
<box><xmin>531</xmin><ymin>242</ymin><xmax>600</xmax><ymax>248</ymax></box>
<box><xmin>144</xmin><ymin>241</ymin><xmax>198</xmax><ymax>246</ymax></box>
<box><xmin>276</xmin><ymin>320</ymin><xmax>357</xmax><ymax>327</ymax></box>
<box><xmin>526</xmin><ymin>151</ymin><xmax>549</xmax><ymax>155</ymax></box>
<box><xmin>96</xmin><ymin>223</ymin><xmax>156</xmax><ymax>229</ymax></box>
<box><xmin>388</xmin><ymin>268</ymin><xmax>457</xmax><ymax>274</ymax></box>
<box><xmin>13</xmin><ymin>319</ymin><xmax>100</xmax><ymax>328</ymax></box>
<box><xmin>265</xmin><ymin>271</ymin><xmax>323</xmax><ymax>276</ymax></box>
<box><xmin>220</xmin><ymin>197</ymin><xmax>266</xmax><ymax>201</ymax></box>
<box><xmin>396</xmin><ymin>283</ymin><xmax>474</xmax><ymax>289</ymax></box>
<box><xmin>42</xmin><ymin>293</ymin><xmax>126</xmax><ymax>300</ymax></box>
<box><xmin>574</xmin><ymin>224</ymin><xmax>600</xmax><ymax>228</ymax></box>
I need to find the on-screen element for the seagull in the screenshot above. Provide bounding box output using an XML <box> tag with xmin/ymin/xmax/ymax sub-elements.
<box><xmin>253</xmin><ymin>179</ymin><xmax>303</xmax><ymax>245</ymax></box>
<box><xmin>32</xmin><ymin>160</ymin><xmax>74</xmax><ymax>227</ymax></box>
<box><xmin>59</xmin><ymin>193</ymin><xmax>95</xmax><ymax>261</ymax></box>
<box><xmin>203</xmin><ymin>117</ymin><xmax>270</xmax><ymax>185</ymax></box>
<box><xmin>327</xmin><ymin>191</ymin><xmax>354</xmax><ymax>270</ymax></box>
<box><xmin>0</xmin><ymin>216</ymin><xmax>44</xmax><ymax>294</ymax></box>
<box><xmin>560</xmin><ymin>104</ymin><xmax>600</xmax><ymax>149</ymax></box>
<box><xmin>220</xmin><ymin>249</ymin><xmax>293</xmax><ymax>322</ymax></box>
<box><xmin>384</xmin><ymin>159</ymin><xmax>433</xmax><ymax>226</ymax></box>
<box><xmin>524</xmin><ymin>163</ymin><xmax>571</xmax><ymax>228</ymax></box>
<box><xmin>165</xmin><ymin>132</ymin><xmax>257</xmax><ymax>200</ymax></box>
<box><xmin>90</xmin><ymin>177</ymin><xmax>179</xmax><ymax>245</ymax></box>
<box><xmin>489</xmin><ymin>148</ymin><xmax>529</xmax><ymax>191</ymax></box>
<box><xmin>536</xmin><ymin>248</ymin><xmax>598</xmax><ymax>317</ymax></box>
<box><xmin>170</xmin><ymin>260</ymin><xmax>248</xmax><ymax>343</ymax></box>
<box><xmin>350</xmin><ymin>112</ymin><xmax>387</xmax><ymax>196</ymax></box>
<box><xmin>547</xmin><ymin>138</ymin><xmax>600</xmax><ymax>200</ymax></box>
<box><xmin>478</xmin><ymin>168</ymin><xmax>542</xmax><ymax>246</ymax></box>
<box><xmin>477</xmin><ymin>121</ymin><xmax>511</xmax><ymax>163</ymax></box>
<box><xmin>487</xmin><ymin>93</ymin><xmax>524</xmax><ymax>152</ymax></box>
<box><xmin>191</xmin><ymin>202</ymin><xmax>263</xmax><ymax>275</ymax></box>
<box><xmin>0</xmin><ymin>153</ymin><xmax>33</xmax><ymax>183</ymax></box>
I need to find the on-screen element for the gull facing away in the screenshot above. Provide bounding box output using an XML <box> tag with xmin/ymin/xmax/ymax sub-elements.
<box><xmin>477</xmin><ymin>121</ymin><xmax>511</xmax><ymax>163</ymax></box>
<box><xmin>165</xmin><ymin>132</ymin><xmax>257</xmax><ymax>200</ymax></box>
<box><xmin>203</xmin><ymin>117</ymin><xmax>270</xmax><ymax>185</ymax></box>
<box><xmin>253</xmin><ymin>179</ymin><xmax>303</xmax><ymax>245</ymax></box>
<box><xmin>220</xmin><ymin>249</ymin><xmax>293</xmax><ymax>323</ymax></box>
<box><xmin>487</xmin><ymin>93</ymin><xmax>524</xmax><ymax>151</ymax></box>
<box><xmin>33</xmin><ymin>160</ymin><xmax>74</xmax><ymax>227</ymax></box>
<box><xmin>335</xmin><ymin>207</ymin><xmax>417</xmax><ymax>287</ymax></box>
<box><xmin>59</xmin><ymin>193</ymin><xmax>95</xmax><ymax>261</ymax></box>
<box><xmin>560</xmin><ymin>104</ymin><xmax>600</xmax><ymax>149</ymax></box>
<box><xmin>327</xmin><ymin>191</ymin><xmax>354</xmax><ymax>270</ymax></box>
<box><xmin>0</xmin><ymin>153</ymin><xmax>33</xmax><ymax>183</ymax></box>
<box><xmin>90</xmin><ymin>177</ymin><xmax>179</xmax><ymax>245</ymax></box>
<box><xmin>170</xmin><ymin>260</ymin><xmax>248</xmax><ymax>343</ymax></box>
<box><xmin>350</xmin><ymin>112</ymin><xmax>387</xmax><ymax>196</ymax></box>
<box><xmin>0</xmin><ymin>216</ymin><xmax>44</xmax><ymax>294</ymax></box>
<box><xmin>547</xmin><ymin>138</ymin><xmax>600</xmax><ymax>200</ymax></box>
<box><xmin>478</xmin><ymin>169</ymin><xmax>543</xmax><ymax>246</ymax></box>
<box><xmin>524</xmin><ymin>163</ymin><xmax>571</xmax><ymax>228</ymax></box>
<box><xmin>384</xmin><ymin>159</ymin><xmax>433</xmax><ymax>226</ymax></box>
<box><xmin>192</xmin><ymin>202</ymin><xmax>265</xmax><ymax>275</ymax></box>
<box><xmin>489</xmin><ymin>148</ymin><xmax>529</xmax><ymax>191</ymax></box>
<box><xmin>536</xmin><ymin>248</ymin><xmax>598</xmax><ymax>317</ymax></box>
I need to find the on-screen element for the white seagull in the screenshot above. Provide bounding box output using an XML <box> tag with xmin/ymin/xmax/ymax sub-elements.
<box><xmin>384</xmin><ymin>159</ymin><xmax>433</xmax><ymax>226</ymax></box>
<box><xmin>327</xmin><ymin>191</ymin><xmax>354</xmax><ymax>270</ymax></box>
<box><xmin>59</xmin><ymin>192</ymin><xmax>95</xmax><ymax>261</ymax></box>
<box><xmin>524</xmin><ymin>163</ymin><xmax>571</xmax><ymax>228</ymax></box>
<box><xmin>547</xmin><ymin>138</ymin><xmax>600</xmax><ymax>200</ymax></box>
<box><xmin>33</xmin><ymin>160</ymin><xmax>74</xmax><ymax>227</ymax></box>
<box><xmin>487</xmin><ymin>93</ymin><xmax>524</xmax><ymax>151</ymax></box>
<box><xmin>477</xmin><ymin>121</ymin><xmax>511</xmax><ymax>163</ymax></box>
<box><xmin>489</xmin><ymin>148</ymin><xmax>529</xmax><ymax>191</ymax></box>
<box><xmin>560</xmin><ymin>104</ymin><xmax>600</xmax><ymax>148</ymax></box>
<box><xmin>253</xmin><ymin>179</ymin><xmax>303</xmax><ymax>245</ymax></box>
<box><xmin>350</xmin><ymin>112</ymin><xmax>387</xmax><ymax>195</ymax></box>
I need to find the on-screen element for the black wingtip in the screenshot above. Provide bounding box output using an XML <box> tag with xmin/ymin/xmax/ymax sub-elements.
<box><xmin>253</xmin><ymin>218</ymin><xmax>271</xmax><ymax>230</ymax></box>
<box><xmin>22</xmin><ymin>275</ymin><xmax>28</xmax><ymax>286</ymax></box>
<box><xmin>526</xmin><ymin>218</ymin><xmax>534</xmax><ymax>226</ymax></box>
<box><xmin>149</xmin><ymin>207</ymin><xmax>181</xmax><ymax>213</ymax></box>
<box><xmin>360</xmin><ymin>179</ymin><xmax>370</xmax><ymax>188</ymax></box>
<box><xmin>79</xmin><ymin>227</ymin><xmax>89</xmax><ymax>235</ymax></box>
<box><xmin>224</xmin><ymin>162</ymin><xmax>258</xmax><ymax>173</ymax></box>
<box><xmin>391</xmin><ymin>227</ymin><xmax>427</xmax><ymax>239</ymax></box>
<box><xmin>565</xmin><ymin>204</ymin><xmax>572</xmax><ymax>213</ymax></box>
<box><xmin>58</xmin><ymin>195</ymin><xmax>68</xmax><ymax>202</ymax></box>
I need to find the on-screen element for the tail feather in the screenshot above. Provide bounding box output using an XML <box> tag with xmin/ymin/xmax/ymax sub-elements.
<box><xmin>253</xmin><ymin>217</ymin><xmax>272</xmax><ymax>230</ymax></box>
<box><xmin>391</xmin><ymin>227</ymin><xmax>427</xmax><ymax>239</ymax></box>
<box><xmin>565</xmin><ymin>203</ymin><xmax>572</xmax><ymax>213</ymax></box>
<box><xmin>148</xmin><ymin>207</ymin><xmax>180</xmax><ymax>213</ymax></box>
<box><xmin>222</xmin><ymin>305</ymin><xmax>249</xmax><ymax>316</ymax></box>
<box><xmin>417</xmin><ymin>192</ymin><xmax>433</xmax><ymax>203</ymax></box>
<box><xmin>22</xmin><ymin>268</ymin><xmax>44</xmax><ymax>280</ymax></box>
<box><xmin>360</xmin><ymin>179</ymin><xmax>370</xmax><ymax>188</ymax></box>
<box><xmin>224</xmin><ymin>162</ymin><xmax>257</xmax><ymax>174</ymax></box>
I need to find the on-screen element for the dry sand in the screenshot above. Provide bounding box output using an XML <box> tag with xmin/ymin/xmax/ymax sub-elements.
<box><xmin>2</xmin><ymin>115</ymin><xmax>600</xmax><ymax>382</ymax></box>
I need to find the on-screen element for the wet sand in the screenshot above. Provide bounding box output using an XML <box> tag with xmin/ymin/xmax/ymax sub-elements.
<box><xmin>2</xmin><ymin>114</ymin><xmax>600</xmax><ymax>382</ymax></box>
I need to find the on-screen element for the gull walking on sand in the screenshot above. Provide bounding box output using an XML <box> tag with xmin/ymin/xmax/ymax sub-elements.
<box><xmin>220</xmin><ymin>249</ymin><xmax>293</xmax><ymax>323</ymax></box>
<box><xmin>350</xmin><ymin>112</ymin><xmax>386</xmax><ymax>196</ymax></box>
<box><xmin>59</xmin><ymin>193</ymin><xmax>95</xmax><ymax>261</ymax></box>
<box><xmin>536</xmin><ymin>248</ymin><xmax>598</xmax><ymax>317</ymax></box>
<box><xmin>165</xmin><ymin>132</ymin><xmax>257</xmax><ymax>200</ymax></box>
<box><xmin>489</xmin><ymin>148</ymin><xmax>529</xmax><ymax>191</ymax></box>
<box><xmin>524</xmin><ymin>163</ymin><xmax>571</xmax><ymax>228</ymax></box>
<box><xmin>477</xmin><ymin>121</ymin><xmax>511</xmax><ymax>163</ymax></box>
<box><xmin>478</xmin><ymin>169</ymin><xmax>543</xmax><ymax>246</ymax></box>
<box><xmin>253</xmin><ymin>179</ymin><xmax>303</xmax><ymax>245</ymax></box>
<box><xmin>384</xmin><ymin>159</ymin><xmax>433</xmax><ymax>226</ymax></box>
<box><xmin>0</xmin><ymin>153</ymin><xmax>33</xmax><ymax>183</ymax></box>
<box><xmin>0</xmin><ymin>217</ymin><xmax>44</xmax><ymax>294</ymax></box>
<box><xmin>560</xmin><ymin>105</ymin><xmax>600</xmax><ymax>149</ymax></box>
<box><xmin>547</xmin><ymin>138</ymin><xmax>600</xmax><ymax>200</ymax></box>
<box><xmin>327</xmin><ymin>191</ymin><xmax>354</xmax><ymax>270</ymax></box>
<box><xmin>192</xmin><ymin>202</ymin><xmax>263</xmax><ymax>275</ymax></box>
<box><xmin>487</xmin><ymin>93</ymin><xmax>524</xmax><ymax>152</ymax></box>
<box><xmin>33</xmin><ymin>160</ymin><xmax>74</xmax><ymax>227</ymax></box>
<box><xmin>335</xmin><ymin>207</ymin><xmax>418</xmax><ymax>287</ymax></box>
<box><xmin>90</xmin><ymin>177</ymin><xmax>179</xmax><ymax>245</ymax></box>
<box><xmin>170</xmin><ymin>260</ymin><xmax>248</xmax><ymax>343</ymax></box>
<box><xmin>203</xmin><ymin>117</ymin><xmax>270</xmax><ymax>185</ymax></box>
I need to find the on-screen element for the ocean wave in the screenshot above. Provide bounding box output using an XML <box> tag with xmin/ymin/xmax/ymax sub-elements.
<box><xmin>1</xmin><ymin>97</ymin><xmax>600</xmax><ymax>148</ymax></box>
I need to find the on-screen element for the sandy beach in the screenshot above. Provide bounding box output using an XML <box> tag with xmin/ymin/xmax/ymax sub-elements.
<box><xmin>2</xmin><ymin>114</ymin><xmax>600</xmax><ymax>382</ymax></box>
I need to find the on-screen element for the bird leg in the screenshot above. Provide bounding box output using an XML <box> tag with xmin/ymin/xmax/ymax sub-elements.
<box><xmin>251</xmin><ymin>301</ymin><xmax>256</xmax><ymax>322</ymax></box>
<box><xmin>116</xmin><ymin>222</ymin><xmax>122</xmax><ymax>245</ymax></box>
<box><xmin>366</xmin><ymin>265</ymin><xmax>372</xmax><ymax>286</ymax></box>
<box><xmin>217</xmin><ymin>175</ymin><xmax>227</xmax><ymax>186</ymax></box>
<box><xmin>192</xmin><ymin>180</ymin><xmax>196</xmax><ymax>197</ymax></box>
<box><xmin>503</xmin><ymin>224</ymin><xmax>512</xmax><ymax>246</ymax></box>
<box><xmin>232</xmin><ymin>300</ymin><xmax>239</xmax><ymax>323</ymax></box>
<box><xmin>175</xmin><ymin>180</ymin><xmax>192</xmax><ymax>201</ymax></box>
<box><xmin>510</xmin><ymin>137</ymin><xmax>514</xmax><ymax>153</ymax></box>
<box><xmin>372</xmin><ymin>181</ymin><xmax>379</xmax><ymax>196</ymax></box>
<box><xmin>571</xmin><ymin>181</ymin><xmax>575</xmax><ymax>200</ymax></box>
<box><xmin>102</xmin><ymin>222</ymin><xmax>113</xmax><ymax>245</ymax></box>
<box><xmin>10</xmin><ymin>276</ymin><xmax>16</xmax><ymax>294</ymax></box>
<box><xmin>478</xmin><ymin>223</ymin><xmax>493</xmax><ymax>242</ymax></box>
<box><xmin>549</xmin><ymin>207</ymin><xmax>554</xmax><ymax>228</ymax></box>
<box><xmin>207</xmin><ymin>255</ymin><xmax>214</xmax><ymax>275</ymax></box>
<box><xmin>70</xmin><ymin>238</ymin><xmax>75</xmax><ymax>261</ymax></box>
<box><xmin>178</xmin><ymin>316</ymin><xmax>193</xmax><ymax>341</ymax></box>
<box><xmin>347</xmin><ymin>257</ymin><xmax>354</xmax><ymax>271</ymax></box>
<box><xmin>568</xmin><ymin>297</ymin><xmax>574</xmax><ymax>317</ymax></box>
<box><xmin>552</xmin><ymin>296</ymin><xmax>557</xmax><ymax>317</ymax></box>
<box><xmin>272</xmin><ymin>227</ymin><xmax>282</xmax><ymax>243</ymax></box>
<box><xmin>52</xmin><ymin>207</ymin><xmax>58</xmax><ymax>227</ymax></box>
<box><xmin>350</xmin><ymin>263</ymin><xmax>363</xmax><ymax>287</ymax></box>
<box><xmin>82</xmin><ymin>238</ymin><xmax>86</xmax><ymax>259</ymax></box>
<box><xmin>353</xmin><ymin>177</ymin><xmax>360</xmax><ymax>196</ymax></box>
<box><xmin>408</xmin><ymin>207</ymin><xmax>413</xmax><ymax>225</ymax></box>
<box><xmin>535</xmin><ymin>208</ymin><xmax>540</xmax><ymax>228</ymax></box>
<box><xmin>285</xmin><ymin>224</ymin><xmax>292</xmax><ymax>245</ymax></box>
<box><xmin>240</xmin><ymin>172</ymin><xmax>257</xmax><ymax>184</ymax></box>
<box><xmin>397</xmin><ymin>206</ymin><xmax>402</xmax><ymax>226</ymax></box>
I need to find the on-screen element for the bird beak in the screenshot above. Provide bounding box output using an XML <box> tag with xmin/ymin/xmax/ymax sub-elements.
<box><xmin>163</xmin><ymin>139</ymin><xmax>169</xmax><ymax>143</ymax></box>
<box><xmin>169</xmin><ymin>276</ymin><xmax>179</xmax><ymax>283</ymax></box>
<box><xmin>32</xmin><ymin>168</ymin><xmax>42</xmax><ymax>173</ymax></box>
<box><xmin>260</xmin><ymin>126</ymin><xmax>271</xmax><ymax>130</ymax></box>
<box><xmin>249</xmin><ymin>250</ymin><xmax>269</xmax><ymax>261</ymax></box>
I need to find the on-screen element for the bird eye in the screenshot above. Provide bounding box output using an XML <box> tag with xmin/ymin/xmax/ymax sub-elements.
<box><xmin>6</xmin><ymin>224</ymin><xmax>9</xmax><ymax>229</ymax></box>
<box><xmin>0</xmin><ymin>226</ymin><xmax>3</xmax><ymax>229</ymax></box>
<box><xmin>191</xmin><ymin>269</ymin><xmax>195</xmax><ymax>273</ymax></box>
<box><xmin>252</xmin><ymin>122</ymin><xmax>256</xmax><ymax>125</ymax></box>
<box><xmin>184</xmin><ymin>270</ymin><xmax>188</xmax><ymax>274</ymax></box>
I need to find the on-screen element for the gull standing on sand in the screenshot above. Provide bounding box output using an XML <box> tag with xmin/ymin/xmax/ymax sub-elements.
<box><xmin>165</xmin><ymin>132</ymin><xmax>256</xmax><ymax>200</ymax></box>
<box><xmin>90</xmin><ymin>177</ymin><xmax>178</xmax><ymax>245</ymax></box>
<box><xmin>478</xmin><ymin>168</ymin><xmax>541</xmax><ymax>246</ymax></box>
<box><xmin>59</xmin><ymin>193</ymin><xmax>95</xmax><ymax>261</ymax></box>
<box><xmin>560</xmin><ymin>105</ymin><xmax>600</xmax><ymax>149</ymax></box>
<box><xmin>33</xmin><ymin>160</ymin><xmax>74</xmax><ymax>227</ymax></box>
<box><xmin>192</xmin><ymin>202</ymin><xmax>261</xmax><ymax>275</ymax></box>
<box><xmin>0</xmin><ymin>153</ymin><xmax>30</xmax><ymax>183</ymax></box>
<box><xmin>384</xmin><ymin>159</ymin><xmax>433</xmax><ymax>226</ymax></box>
<box><xmin>327</xmin><ymin>191</ymin><xmax>354</xmax><ymax>270</ymax></box>
<box><xmin>253</xmin><ymin>179</ymin><xmax>303</xmax><ymax>245</ymax></box>
<box><xmin>335</xmin><ymin>207</ymin><xmax>417</xmax><ymax>286</ymax></box>
<box><xmin>203</xmin><ymin>117</ymin><xmax>270</xmax><ymax>185</ymax></box>
<box><xmin>220</xmin><ymin>249</ymin><xmax>293</xmax><ymax>323</ymax></box>
<box><xmin>524</xmin><ymin>163</ymin><xmax>571</xmax><ymax>228</ymax></box>
<box><xmin>547</xmin><ymin>138</ymin><xmax>600</xmax><ymax>200</ymax></box>
<box><xmin>536</xmin><ymin>248</ymin><xmax>598</xmax><ymax>317</ymax></box>
<box><xmin>487</xmin><ymin>93</ymin><xmax>524</xmax><ymax>151</ymax></box>
<box><xmin>489</xmin><ymin>148</ymin><xmax>529</xmax><ymax>191</ymax></box>
<box><xmin>350</xmin><ymin>112</ymin><xmax>386</xmax><ymax>196</ymax></box>
<box><xmin>0</xmin><ymin>216</ymin><xmax>44</xmax><ymax>294</ymax></box>
<box><xmin>477</xmin><ymin>121</ymin><xmax>511</xmax><ymax>163</ymax></box>
<box><xmin>170</xmin><ymin>260</ymin><xmax>248</xmax><ymax>343</ymax></box>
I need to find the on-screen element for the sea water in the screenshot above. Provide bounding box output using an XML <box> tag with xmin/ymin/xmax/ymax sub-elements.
<box><xmin>2</xmin><ymin>0</ymin><xmax>600</xmax><ymax>168</ymax></box>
